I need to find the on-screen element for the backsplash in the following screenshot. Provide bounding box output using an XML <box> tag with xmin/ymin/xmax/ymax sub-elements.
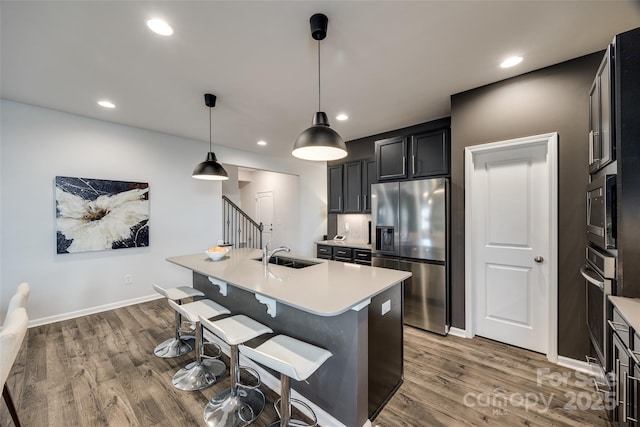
<box><xmin>336</xmin><ymin>214</ymin><xmax>371</xmax><ymax>242</ymax></box>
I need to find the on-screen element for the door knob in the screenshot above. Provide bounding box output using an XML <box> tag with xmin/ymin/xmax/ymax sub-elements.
<box><xmin>534</xmin><ymin>256</ymin><xmax>544</xmax><ymax>263</ymax></box>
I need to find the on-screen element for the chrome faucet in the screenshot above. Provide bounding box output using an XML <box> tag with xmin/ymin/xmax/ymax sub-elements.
<box><xmin>262</xmin><ymin>241</ymin><xmax>291</xmax><ymax>267</ymax></box>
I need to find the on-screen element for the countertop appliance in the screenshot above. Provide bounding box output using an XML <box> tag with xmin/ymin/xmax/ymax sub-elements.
<box><xmin>371</xmin><ymin>178</ymin><xmax>448</xmax><ymax>334</ymax></box>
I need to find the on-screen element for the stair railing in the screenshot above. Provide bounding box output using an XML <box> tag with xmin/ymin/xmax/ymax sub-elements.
<box><xmin>222</xmin><ymin>195</ymin><xmax>263</xmax><ymax>249</ymax></box>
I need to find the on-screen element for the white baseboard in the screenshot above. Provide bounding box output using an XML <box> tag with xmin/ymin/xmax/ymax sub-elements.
<box><xmin>448</xmin><ymin>326</ymin><xmax>468</xmax><ymax>338</ymax></box>
<box><xmin>28</xmin><ymin>293</ymin><xmax>163</xmax><ymax>328</ymax></box>
<box><xmin>556</xmin><ymin>355</ymin><xmax>598</xmax><ymax>376</ymax></box>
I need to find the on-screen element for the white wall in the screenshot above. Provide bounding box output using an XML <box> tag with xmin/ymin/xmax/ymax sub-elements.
<box><xmin>0</xmin><ymin>100</ymin><xmax>326</xmax><ymax>325</ymax></box>
<box><xmin>238</xmin><ymin>169</ymin><xmax>299</xmax><ymax>249</ymax></box>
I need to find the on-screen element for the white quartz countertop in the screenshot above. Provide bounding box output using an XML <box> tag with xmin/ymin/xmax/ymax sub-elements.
<box><xmin>316</xmin><ymin>240</ymin><xmax>372</xmax><ymax>250</ymax></box>
<box><xmin>609</xmin><ymin>296</ymin><xmax>640</xmax><ymax>333</ymax></box>
<box><xmin>167</xmin><ymin>248</ymin><xmax>409</xmax><ymax>316</ymax></box>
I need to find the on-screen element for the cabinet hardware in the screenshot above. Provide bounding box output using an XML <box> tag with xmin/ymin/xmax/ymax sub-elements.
<box><xmin>622</xmin><ymin>371</ymin><xmax>628</xmax><ymax>422</ymax></box>
<box><xmin>357</xmin><ymin>195</ymin><xmax>360</xmax><ymax>210</ymax></box>
<box><xmin>338</xmin><ymin>196</ymin><xmax>342</xmax><ymax>210</ymax></box>
<box><xmin>534</xmin><ymin>256</ymin><xmax>544</xmax><ymax>263</ymax></box>
<box><xmin>609</xmin><ymin>320</ymin><xmax>629</xmax><ymax>333</ymax></box>
<box><xmin>627</xmin><ymin>374</ymin><xmax>639</xmax><ymax>423</ymax></box>
<box><xmin>616</xmin><ymin>359</ymin><xmax>621</xmax><ymax>405</ymax></box>
<box><xmin>412</xmin><ymin>155</ymin><xmax>415</xmax><ymax>175</ymax></box>
<box><xmin>402</xmin><ymin>156</ymin><xmax>405</xmax><ymax>176</ymax></box>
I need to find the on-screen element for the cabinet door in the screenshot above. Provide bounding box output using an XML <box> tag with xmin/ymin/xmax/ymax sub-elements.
<box><xmin>613</xmin><ymin>332</ymin><xmax>632</xmax><ymax>426</ymax></box>
<box><xmin>410</xmin><ymin>129</ymin><xmax>450</xmax><ymax>178</ymax></box>
<box><xmin>316</xmin><ymin>244</ymin><xmax>332</xmax><ymax>259</ymax></box>
<box><xmin>362</xmin><ymin>160</ymin><xmax>376</xmax><ymax>213</ymax></box>
<box><xmin>344</xmin><ymin>161</ymin><xmax>363</xmax><ymax>213</ymax></box>
<box><xmin>333</xmin><ymin>247</ymin><xmax>353</xmax><ymax>262</ymax></box>
<box><xmin>328</xmin><ymin>164</ymin><xmax>343</xmax><ymax>213</ymax></box>
<box><xmin>376</xmin><ymin>137</ymin><xmax>407</xmax><ymax>181</ymax></box>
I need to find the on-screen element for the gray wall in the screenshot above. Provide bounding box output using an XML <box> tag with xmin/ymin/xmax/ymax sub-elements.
<box><xmin>450</xmin><ymin>52</ymin><xmax>603</xmax><ymax>359</ymax></box>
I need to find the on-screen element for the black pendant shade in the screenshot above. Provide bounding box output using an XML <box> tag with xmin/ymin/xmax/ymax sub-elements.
<box><xmin>292</xmin><ymin>13</ymin><xmax>347</xmax><ymax>161</ymax></box>
<box><xmin>193</xmin><ymin>93</ymin><xmax>229</xmax><ymax>180</ymax></box>
<box><xmin>292</xmin><ymin>112</ymin><xmax>347</xmax><ymax>161</ymax></box>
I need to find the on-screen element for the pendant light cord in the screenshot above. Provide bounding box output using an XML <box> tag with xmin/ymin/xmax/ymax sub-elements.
<box><xmin>209</xmin><ymin>107</ymin><xmax>212</xmax><ymax>152</ymax></box>
<box><xmin>318</xmin><ymin>39</ymin><xmax>321</xmax><ymax>111</ymax></box>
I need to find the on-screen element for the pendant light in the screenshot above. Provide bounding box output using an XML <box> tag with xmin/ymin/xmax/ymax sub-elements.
<box><xmin>292</xmin><ymin>13</ymin><xmax>347</xmax><ymax>161</ymax></box>
<box><xmin>192</xmin><ymin>93</ymin><xmax>229</xmax><ymax>180</ymax></box>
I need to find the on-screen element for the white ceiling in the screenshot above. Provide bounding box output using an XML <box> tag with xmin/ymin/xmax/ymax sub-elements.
<box><xmin>2</xmin><ymin>1</ymin><xmax>639</xmax><ymax>158</ymax></box>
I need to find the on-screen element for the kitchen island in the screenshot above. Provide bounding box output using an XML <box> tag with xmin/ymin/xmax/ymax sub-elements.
<box><xmin>167</xmin><ymin>248</ymin><xmax>410</xmax><ymax>427</ymax></box>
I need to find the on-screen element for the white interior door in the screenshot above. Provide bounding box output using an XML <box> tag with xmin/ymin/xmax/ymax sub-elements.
<box><xmin>465</xmin><ymin>133</ymin><xmax>557</xmax><ymax>357</ymax></box>
<box><xmin>256</xmin><ymin>190</ymin><xmax>274</xmax><ymax>246</ymax></box>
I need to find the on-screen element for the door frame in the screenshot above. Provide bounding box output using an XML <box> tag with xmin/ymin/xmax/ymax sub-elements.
<box><xmin>464</xmin><ymin>132</ymin><xmax>558</xmax><ymax>363</ymax></box>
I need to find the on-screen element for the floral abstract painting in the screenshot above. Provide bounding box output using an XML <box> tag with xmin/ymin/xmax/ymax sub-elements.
<box><xmin>55</xmin><ymin>176</ymin><xmax>149</xmax><ymax>254</ymax></box>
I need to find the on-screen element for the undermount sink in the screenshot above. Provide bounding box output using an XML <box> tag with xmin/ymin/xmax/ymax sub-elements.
<box><xmin>253</xmin><ymin>256</ymin><xmax>320</xmax><ymax>269</ymax></box>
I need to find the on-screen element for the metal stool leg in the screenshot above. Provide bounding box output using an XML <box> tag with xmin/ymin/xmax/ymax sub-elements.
<box><xmin>203</xmin><ymin>344</ymin><xmax>265</xmax><ymax>426</ymax></box>
<box><xmin>172</xmin><ymin>322</ymin><xmax>226</xmax><ymax>391</ymax></box>
<box><xmin>270</xmin><ymin>374</ymin><xmax>317</xmax><ymax>427</ymax></box>
<box><xmin>154</xmin><ymin>306</ymin><xmax>196</xmax><ymax>358</ymax></box>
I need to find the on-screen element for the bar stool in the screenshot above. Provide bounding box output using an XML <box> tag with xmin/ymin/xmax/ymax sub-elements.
<box><xmin>169</xmin><ymin>298</ymin><xmax>230</xmax><ymax>391</ymax></box>
<box><xmin>152</xmin><ymin>284</ymin><xmax>204</xmax><ymax>358</ymax></box>
<box><xmin>199</xmin><ymin>315</ymin><xmax>273</xmax><ymax>427</ymax></box>
<box><xmin>239</xmin><ymin>335</ymin><xmax>332</xmax><ymax>427</ymax></box>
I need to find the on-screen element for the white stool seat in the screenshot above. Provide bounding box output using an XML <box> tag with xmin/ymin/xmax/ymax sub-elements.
<box><xmin>169</xmin><ymin>299</ymin><xmax>230</xmax><ymax>323</ymax></box>
<box><xmin>169</xmin><ymin>298</ymin><xmax>230</xmax><ymax>391</ymax></box>
<box><xmin>239</xmin><ymin>335</ymin><xmax>332</xmax><ymax>382</ymax></box>
<box><xmin>152</xmin><ymin>284</ymin><xmax>205</xmax><ymax>359</ymax></box>
<box><xmin>199</xmin><ymin>315</ymin><xmax>273</xmax><ymax>346</ymax></box>
<box><xmin>153</xmin><ymin>284</ymin><xmax>204</xmax><ymax>300</ymax></box>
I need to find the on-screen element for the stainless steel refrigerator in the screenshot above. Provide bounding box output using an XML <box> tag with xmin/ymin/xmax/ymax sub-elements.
<box><xmin>371</xmin><ymin>178</ymin><xmax>449</xmax><ymax>334</ymax></box>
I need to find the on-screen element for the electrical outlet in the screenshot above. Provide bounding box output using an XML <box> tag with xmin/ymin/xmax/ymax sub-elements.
<box><xmin>382</xmin><ymin>300</ymin><xmax>391</xmax><ymax>316</ymax></box>
<box><xmin>124</xmin><ymin>274</ymin><xmax>133</xmax><ymax>285</ymax></box>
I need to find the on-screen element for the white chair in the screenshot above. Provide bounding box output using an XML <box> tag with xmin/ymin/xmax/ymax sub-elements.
<box><xmin>199</xmin><ymin>315</ymin><xmax>273</xmax><ymax>427</ymax></box>
<box><xmin>239</xmin><ymin>335</ymin><xmax>332</xmax><ymax>427</ymax></box>
<box><xmin>1</xmin><ymin>307</ymin><xmax>29</xmax><ymax>427</ymax></box>
<box><xmin>3</xmin><ymin>282</ymin><xmax>30</xmax><ymax>325</ymax></box>
<box><xmin>152</xmin><ymin>284</ymin><xmax>204</xmax><ymax>358</ymax></box>
<box><xmin>169</xmin><ymin>299</ymin><xmax>230</xmax><ymax>391</ymax></box>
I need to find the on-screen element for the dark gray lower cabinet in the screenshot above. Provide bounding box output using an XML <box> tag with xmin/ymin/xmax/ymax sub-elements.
<box><xmin>610</xmin><ymin>306</ymin><xmax>639</xmax><ymax>426</ymax></box>
<box><xmin>333</xmin><ymin>247</ymin><xmax>353</xmax><ymax>262</ymax></box>
<box><xmin>316</xmin><ymin>244</ymin><xmax>332</xmax><ymax>259</ymax></box>
<box><xmin>354</xmin><ymin>249</ymin><xmax>372</xmax><ymax>265</ymax></box>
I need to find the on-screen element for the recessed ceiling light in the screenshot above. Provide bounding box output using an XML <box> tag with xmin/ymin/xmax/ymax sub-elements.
<box><xmin>500</xmin><ymin>56</ymin><xmax>523</xmax><ymax>68</ymax></box>
<box><xmin>336</xmin><ymin>113</ymin><xmax>349</xmax><ymax>121</ymax></box>
<box><xmin>97</xmin><ymin>100</ymin><xmax>116</xmax><ymax>109</ymax></box>
<box><xmin>257</xmin><ymin>140</ymin><xmax>267</xmax><ymax>146</ymax></box>
<box><xmin>146</xmin><ymin>18</ymin><xmax>173</xmax><ymax>36</ymax></box>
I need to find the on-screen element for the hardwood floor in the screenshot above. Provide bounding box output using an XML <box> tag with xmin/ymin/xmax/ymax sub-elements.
<box><xmin>2</xmin><ymin>299</ymin><xmax>612</xmax><ymax>426</ymax></box>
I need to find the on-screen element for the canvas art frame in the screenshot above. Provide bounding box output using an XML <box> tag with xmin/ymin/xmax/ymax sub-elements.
<box><xmin>55</xmin><ymin>176</ymin><xmax>150</xmax><ymax>254</ymax></box>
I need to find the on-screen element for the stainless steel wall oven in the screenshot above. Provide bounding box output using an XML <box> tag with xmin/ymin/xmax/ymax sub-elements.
<box><xmin>582</xmin><ymin>246</ymin><xmax>616</xmax><ymax>370</ymax></box>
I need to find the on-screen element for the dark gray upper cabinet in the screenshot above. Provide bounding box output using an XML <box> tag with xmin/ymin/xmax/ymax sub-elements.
<box><xmin>333</xmin><ymin>159</ymin><xmax>376</xmax><ymax>214</ymax></box>
<box><xmin>328</xmin><ymin>164</ymin><xmax>343</xmax><ymax>213</ymax></box>
<box><xmin>376</xmin><ymin>128</ymin><xmax>450</xmax><ymax>181</ymax></box>
<box><xmin>411</xmin><ymin>129</ymin><xmax>450</xmax><ymax>178</ymax></box>
<box><xmin>344</xmin><ymin>161</ymin><xmax>363</xmax><ymax>213</ymax></box>
<box><xmin>375</xmin><ymin>136</ymin><xmax>408</xmax><ymax>181</ymax></box>
<box><xmin>363</xmin><ymin>160</ymin><xmax>376</xmax><ymax>213</ymax></box>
